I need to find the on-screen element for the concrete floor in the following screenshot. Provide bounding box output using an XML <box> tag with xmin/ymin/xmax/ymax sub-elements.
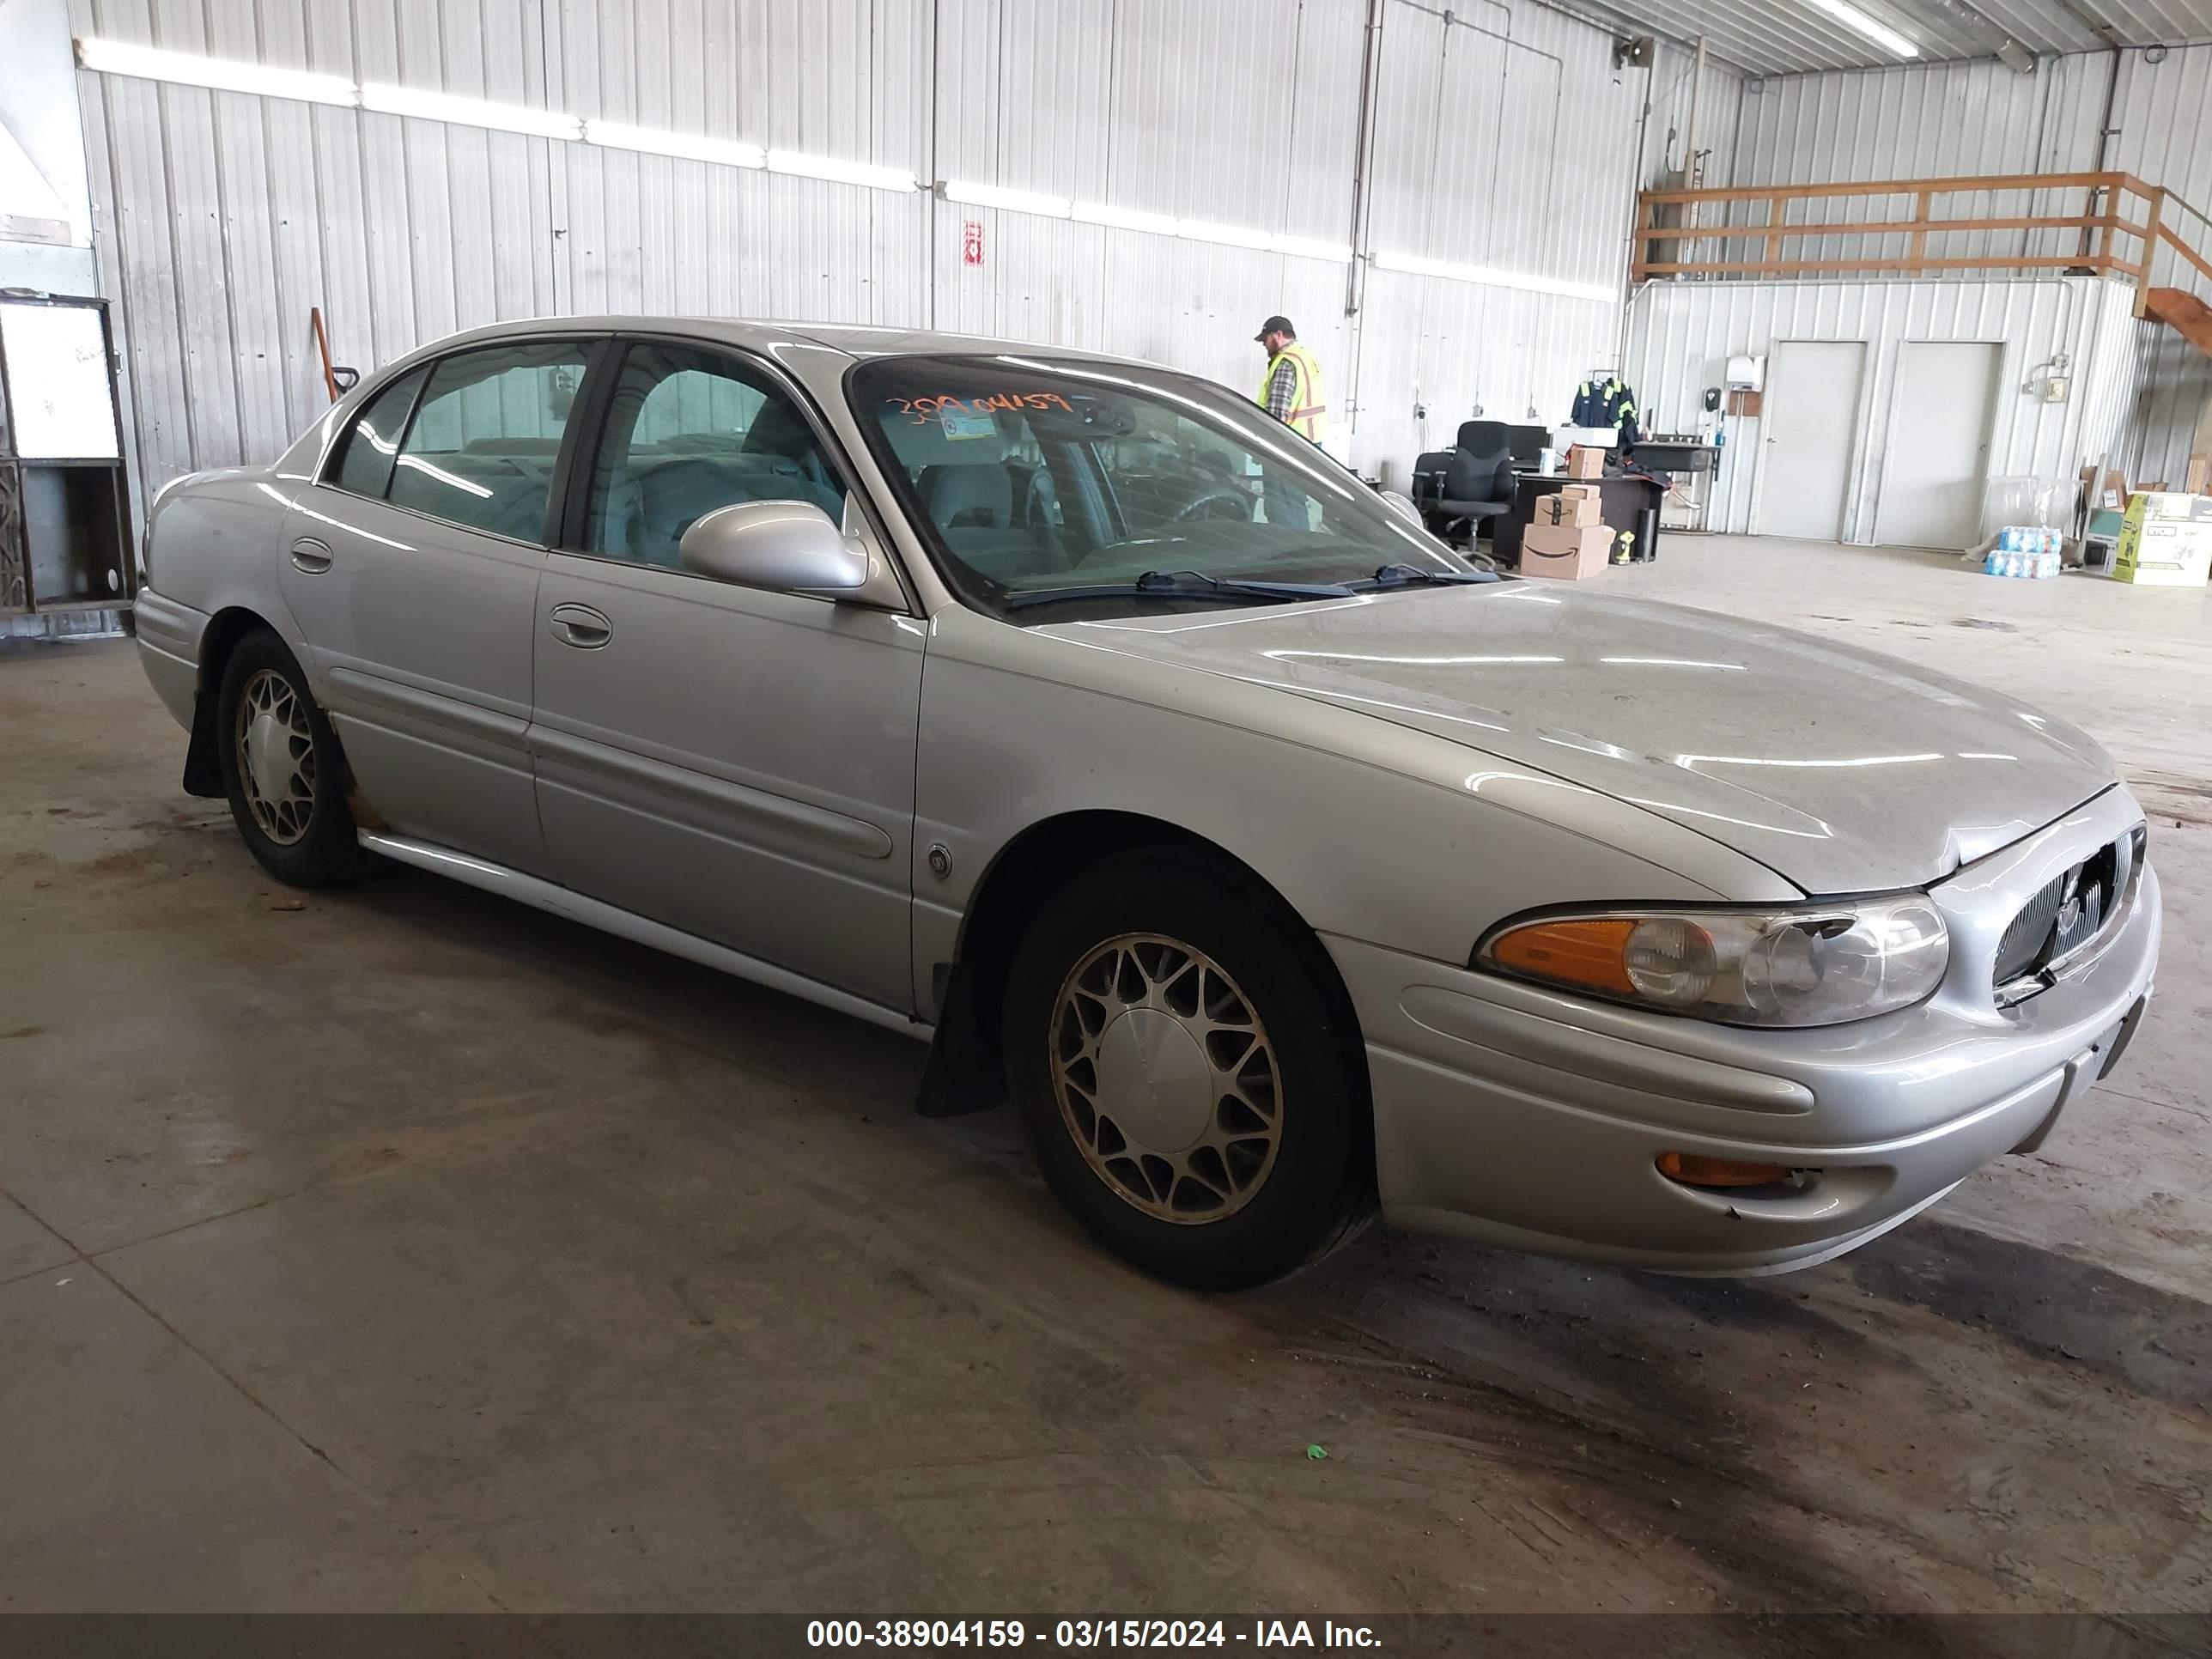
<box><xmin>1</xmin><ymin>534</ymin><xmax>2208</xmax><ymax>1615</ymax></box>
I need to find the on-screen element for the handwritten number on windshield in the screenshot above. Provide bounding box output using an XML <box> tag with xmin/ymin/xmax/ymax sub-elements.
<box><xmin>888</xmin><ymin>392</ymin><xmax>1075</xmax><ymax>426</ymax></box>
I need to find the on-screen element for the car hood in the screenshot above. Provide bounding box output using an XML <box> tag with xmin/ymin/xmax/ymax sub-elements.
<box><xmin>1040</xmin><ymin>585</ymin><xmax>2116</xmax><ymax>894</ymax></box>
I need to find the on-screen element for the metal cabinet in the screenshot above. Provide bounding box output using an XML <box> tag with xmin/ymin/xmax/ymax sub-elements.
<box><xmin>0</xmin><ymin>295</ymin><xmax>134</xmax><ymax>619</ymax></box>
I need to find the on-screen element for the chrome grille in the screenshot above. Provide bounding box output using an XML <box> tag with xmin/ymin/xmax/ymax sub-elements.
<box><xmin>1993</xmin><ymin>824</ymin><xmax>2144</xmax><ymax>1003</ymax></box>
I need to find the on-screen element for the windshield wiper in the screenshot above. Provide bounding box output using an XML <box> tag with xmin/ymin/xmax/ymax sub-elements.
<box><xmin>1004</xmin><ymin>568</ymin><xmax>1357</xmax><ymax>611</ymax></box>
<box><xmin>1349</xmin><ymin>562</ymin><xmax>1502</xmax><ymax>590</ymax></box>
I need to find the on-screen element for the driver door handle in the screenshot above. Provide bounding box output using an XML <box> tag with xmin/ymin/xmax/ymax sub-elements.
<box><xmin>549</xmin><ymin>602</ymin><xmax>612</xmax><ymax>649</ymax></box>
<box><xmin>289</xmin><ymin>538</ymin><xmax>334</xmax><ymax>574</ymax></box>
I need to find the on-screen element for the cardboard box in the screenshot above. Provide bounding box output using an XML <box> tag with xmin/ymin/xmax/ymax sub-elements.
<box><xmin>2187</xmin><ymin>453</ymin><xmax>2209</xmax><ymax>495</ymax></box>
<box><xmin>1534</xmin><ymin>491</ymin><xmax>1601</xmax><ymax>528</ymax></box>
<box><xmin>1520</xmin><ymin>522</ymin><xmax>1613</xmax><ymax>579</ymax></box>
<box><xmin>2112</xmin><ymin>491</ymin><xmax>2212</xmax><ymax>586</ymax></box>
<box><xmin>1565</xmin><ymin>445</ymin><xmax>1606</xmax><ymax>480</ymax></box>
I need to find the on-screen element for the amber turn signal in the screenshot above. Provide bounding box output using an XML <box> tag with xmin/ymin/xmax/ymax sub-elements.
<box><xmin>1656</xmin><ymin>1152</ymin><xmax>1790</xmax><ymax>1189</ymax></box>
<box><xmin>1485</xmin><ymin>918</ymin><xmax>1638</xmax><ymax>996</ymax></box>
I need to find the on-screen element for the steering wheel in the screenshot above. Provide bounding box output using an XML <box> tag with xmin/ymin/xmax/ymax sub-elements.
<box><xmin>1170</xmin><ymin>483</ymin><xmax>1257</xmax><ymax>524</ymax></box>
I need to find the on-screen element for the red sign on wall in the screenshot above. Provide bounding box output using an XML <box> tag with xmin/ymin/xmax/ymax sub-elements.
<box><xmin>962</xmin><ymin>219</ymin><xmax>985</xmax><ymax>267</ymax></box>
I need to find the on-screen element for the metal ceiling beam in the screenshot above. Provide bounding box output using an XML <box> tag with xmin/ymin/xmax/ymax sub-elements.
<box><xmin>2051</xmin><ymin>0</ymin><xmax>2129</xmax><ymax>51</ymax></box>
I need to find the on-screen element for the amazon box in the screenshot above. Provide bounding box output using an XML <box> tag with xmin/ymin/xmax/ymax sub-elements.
<box><xmin>1520</xmin><ymin>522</ymin><xmax>1613</xmax><ymax>579</ymax></box>
<box><xmin>1534</xmin><ymin>491</ymin><xmax>1601</xmax><ymax>528</ymax></box>
<box><xmin>1565</xmin><ymin>445</ymin><xmax>1606</xmax><ymax>480</ymax></box>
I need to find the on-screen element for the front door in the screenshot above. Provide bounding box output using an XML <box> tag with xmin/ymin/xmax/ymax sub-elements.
<box><xmin>280</xmin><ymin>338</ymin><xmax>599</xmax><ymax>878</ymax></box>
<box><xmin>528</xmin><ymin>339</ymin><xmax>924</xmax><ymax>1013</ymax></box>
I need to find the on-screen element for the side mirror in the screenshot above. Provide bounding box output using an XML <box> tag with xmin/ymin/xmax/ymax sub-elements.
<box><xmin>678</xmin><ymin>500</ymin><xmax>868</xmax><ymax>593</ymax></box>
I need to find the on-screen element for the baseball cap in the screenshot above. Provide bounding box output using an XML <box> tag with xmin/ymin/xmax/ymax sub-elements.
<box><xmin>1254</xmin><ymin>315</ymin><xmax>1295</xmax><ymax>342</ymax></box>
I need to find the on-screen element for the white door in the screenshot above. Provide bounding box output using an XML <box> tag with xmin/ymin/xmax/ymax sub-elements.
<box><xmin>1878</xmin><ymin>341</ymin><xmax>2001</xmax><ymax>549</ymax></box>
<box><xmin>1758</xmin><ymin>340</ymin><xmax>1867</xmax><ymax>541</ymax></box>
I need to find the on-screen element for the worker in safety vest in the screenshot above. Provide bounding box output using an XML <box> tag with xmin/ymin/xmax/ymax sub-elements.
<box><xmin>1254</xmin><ymin>316</ymin><xmax>1327</xmax><ymax>444</ymax></box>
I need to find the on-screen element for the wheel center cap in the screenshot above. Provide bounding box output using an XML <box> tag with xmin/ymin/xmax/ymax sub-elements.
<box><xmin>1092</xmin><ymin>1008</ymin><xmax>1213</xmax><ymax>1153</ymax></box>
<box><xmin>246</xmin><ymin>712</ymin><xmax>292</xmax><ymax>801</ymax></box>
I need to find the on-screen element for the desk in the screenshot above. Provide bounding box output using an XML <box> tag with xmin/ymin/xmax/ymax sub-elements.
<box><xmin>1490</xmin><ymin>472</ymin><xmax>1665</xmax><ymax>566</ymax></box>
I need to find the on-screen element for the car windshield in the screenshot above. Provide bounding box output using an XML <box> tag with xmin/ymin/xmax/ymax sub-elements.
<box><xmin>847</xmin><ymin>354</ymin><xmax>1486</xmax><ymax>618</ymax></box>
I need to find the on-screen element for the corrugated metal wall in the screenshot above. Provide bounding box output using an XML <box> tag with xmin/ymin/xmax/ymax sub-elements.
<box><xmin>73</xmin><ymin>0</ymin><xmax>1692</xmax><ymax>511</ymax></box>
<box><xmin>1623</xmin><ymin>275</ymin><xmax>2141</xmax><ymax>542</ymax></box>
<box><xmin>1717</xmin><ymin>44</ymin><xmax>2212</xmax><ymax>488</ymax></box>
<box><xmin>2106</xmin><ymin>43</ymin><xmax>2212</xmax><ymax>486</ymax></box>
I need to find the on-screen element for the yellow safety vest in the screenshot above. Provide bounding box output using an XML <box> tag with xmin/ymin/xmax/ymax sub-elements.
<box><xmin>1256</xmin><ymin>343</ymin><xmax>1328</xmax><ymax>442</ymax></box>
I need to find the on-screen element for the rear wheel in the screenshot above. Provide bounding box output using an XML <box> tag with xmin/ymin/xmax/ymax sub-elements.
<box><xmin>215</xmin><ymin>629</ymin><xmax>369</xmax><ymax>887</ymax></box>
<box><xmin>1004</xmin><ymin>855</ymin><xmax>1373</xmax><ymax>1289</ymax></box>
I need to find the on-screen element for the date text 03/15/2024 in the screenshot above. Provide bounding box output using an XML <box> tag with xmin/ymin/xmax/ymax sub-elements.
<box><xmin>805</xmin><ymin>1620</ymin><xmax>1382</xmax><ymax>1649</ymax></box>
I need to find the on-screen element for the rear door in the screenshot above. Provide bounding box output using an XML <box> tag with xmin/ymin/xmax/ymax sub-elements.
<box><xmin>527</xmin><ymin>337</ymin><xmax>924</xmax><ymax>1012</ymax></box>
<box><xmin>282</xmin><ymin>337</ymin><xmax>603</xmax><ymax>878</ymax></box>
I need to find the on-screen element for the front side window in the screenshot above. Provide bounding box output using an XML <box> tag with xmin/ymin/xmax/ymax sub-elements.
<box><xmin>384</xmin><ymin>341</ymin><xmax>592</xmax><ymax>541</ymax></box>
<box><xmin>582</xmin><ymin>343</ymin><xmax>848</xmax><ymax>568</ymax></box>
<box><xmin>848</xmin><ymin>355</ymin><xmax>1474</xmax><ymax>618</ymax></box>
<box><xmin>329</xmin><ymin>368</ymin><xmax>425</xmax><ymax>499</ymax></box>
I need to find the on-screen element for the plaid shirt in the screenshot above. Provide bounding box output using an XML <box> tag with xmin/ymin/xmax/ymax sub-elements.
<box><xmin>1264</xmin><ymin>355</ymin><xmax>1301</xmax><ymax>422</ymax></box>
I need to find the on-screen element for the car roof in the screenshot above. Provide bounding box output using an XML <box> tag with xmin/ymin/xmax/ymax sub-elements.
<box><xmin>392</xmin><ymin>314</ymin><xmax>1160</xmax><ymax>372</ymax></box>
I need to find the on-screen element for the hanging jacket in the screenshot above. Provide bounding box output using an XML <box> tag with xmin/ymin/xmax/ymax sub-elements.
<box><xmin>1571</xmin><ymin>376</ymin><xmax>1641</xmax><ymax>450</ymax></box>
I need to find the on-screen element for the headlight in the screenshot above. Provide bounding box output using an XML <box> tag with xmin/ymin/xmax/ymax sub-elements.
<box><xmin>1475</xmin><ymin>896</ymin><xmax>1948</xmax><ymax>1028</ymax></box>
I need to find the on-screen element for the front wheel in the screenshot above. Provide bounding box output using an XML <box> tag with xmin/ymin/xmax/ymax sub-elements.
<box><xmin>215</xmin><ymin>629</ymin><xmax>369</xmax><ymax>887</ymax></box>
<box><xmin>1003</xmin><ymin>856</ymin><xmax>1374</xmax><ymax>1289</ymax></box>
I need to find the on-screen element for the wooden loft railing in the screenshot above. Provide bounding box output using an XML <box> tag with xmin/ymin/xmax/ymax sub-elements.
<box><xmin>1632</xmin><ymin>171</ymin><xmax>2185</xmax><ymax>309</ymax></box>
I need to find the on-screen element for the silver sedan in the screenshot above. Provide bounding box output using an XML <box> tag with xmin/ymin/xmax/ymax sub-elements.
<box><xmin>133</xmin><ymin>318</ymin><xmax>2160</xmax><ymax>1288</ymax></box>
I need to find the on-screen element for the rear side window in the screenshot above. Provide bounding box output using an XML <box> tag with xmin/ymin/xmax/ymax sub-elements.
<box><xmin>385</xmin><ymin>342</ymin><xmax>593</xmax><ymax>542</ymax></box>
<box><xmin>330</xmin><ymin>368</ymin><xmax>424</xmax><ymax>499</ymax></box>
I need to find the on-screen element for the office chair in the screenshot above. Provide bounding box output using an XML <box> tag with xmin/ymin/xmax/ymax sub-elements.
<box><xmin>1418</xmin><ymin>421</ymin><xmax>1516</xmax><ymax>548</ymax></box>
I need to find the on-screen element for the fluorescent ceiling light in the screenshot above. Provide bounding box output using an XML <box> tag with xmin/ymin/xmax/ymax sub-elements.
<box><xmin>361</xmin><ymin>82</ymin><xmax>580</xmax><ymax>140</ymax></box>
<box><xmin>583</xmin><ymin>120</ymin><xmax>763</xmax><ymax>169</ymax></box>
<box><xmin>1176</xmin><ymin>218</ymin><xmax>1273</xmax><ymax>251</ymax></box>
<box><xmin>768</xmin><ymin>149</ymin><xmax>916</xmax><ymax>191</ymax></box>
<box><xmin>1072</xmin><ymin>199</ymin><xmax>1179</xmax><ymax>236</ymax></box>
<box><xmin>943</xmin><ymin>179</ymin><xmax>1071</xmax><ymax>217</ymax></box>
<box><xmin>1804</xmin><ymin>0</ymin><xmax>1920</xmax><ymax>58</ymax></box>
<box><xmin>1270</xmin><ymin>234</ymin><xmax>1352</xmax><ymax>264</ymax></box>
<box><xmin>76</xmin><ymin>38</ymin><xmax>357</xmax><ymax>106</ymax></box>
<box><xmin>1372</xmin><ymin>248</ymin><xmax>1616</xmax><ymax>305</ymax></box>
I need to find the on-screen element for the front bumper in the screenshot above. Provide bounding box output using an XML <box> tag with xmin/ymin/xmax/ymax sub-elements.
<box><xmin>1332</xmin><ymin>787</ymin><xmax>2161</xmax><ymax>1275</ymax></box>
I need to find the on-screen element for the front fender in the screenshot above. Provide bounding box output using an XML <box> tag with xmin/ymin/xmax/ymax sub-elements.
<box><xmin>911</xmin><ymin>605</ymin><xmax>1798</xmax><ymax>1000</ymax></box>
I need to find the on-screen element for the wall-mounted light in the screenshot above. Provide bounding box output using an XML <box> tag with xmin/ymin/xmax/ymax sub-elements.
<box><xmin>1073</xmin><ymin>200</ymin><xmax>1179</xmax><ymax>236</ymax></box>
<box><xmin>768</xmin><ymin>149</ymin><xmax>916</xmax><ymax>192</ymax></box>
<box><xmin>1177</xmin><ymin>218</ymin><xmax>1273</xmax><ymax>251</ymax></box>
<box><xmin>1372</xmin><ymin>248</ymin><xmax>1617</xmax><ymax>306</ymax></box>
<box><xmin>361</xmin><ymin>83</ymin><xmax>581</xmax><ymax>141</ymax></box>
<box><xmin>76</xmin><ymin>38</ymin><xmax>357</xmax><ymax>106</ymax></box>
<box><xmin>1269</xmin><ymin>234</ymin><xmax>1353</xmax><ymax>264</ymax></box>
<box><xmin>942</xmin><ymin>180</ymin><xmax>1073</xmax><ymax>218</ymax></box>
<box><xmin>583</xmin><ymin>119</ymin><xmax>764</xmax><ymax>169</ymax></box>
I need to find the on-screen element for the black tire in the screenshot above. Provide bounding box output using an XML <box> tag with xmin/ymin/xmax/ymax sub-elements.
<box><xmin>1003</xmin><ymin>852</ymin><xmax>1375</xmax><ymax>1290</ymax></box>
<box><xmin>214</xmin><ymin>629</ymin><xmax>370</xmax><ymax>887</ymax></box>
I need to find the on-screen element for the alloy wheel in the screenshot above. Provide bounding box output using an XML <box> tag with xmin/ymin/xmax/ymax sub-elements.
<box><xmin>1049</xmin><ymin>933</ymin><xmax>1282</xmax><ymax>1223</ymax></box>
<box><xmin>234</xmin><ymin>667</ymin><xmax>317</xmax><ymax>847</ymax></box>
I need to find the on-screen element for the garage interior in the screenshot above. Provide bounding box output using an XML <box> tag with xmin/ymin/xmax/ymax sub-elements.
<box><xmin>3</xmin><ymin>0</ymin><xmax>2212</xmax><ymax>1633</ymax></box>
